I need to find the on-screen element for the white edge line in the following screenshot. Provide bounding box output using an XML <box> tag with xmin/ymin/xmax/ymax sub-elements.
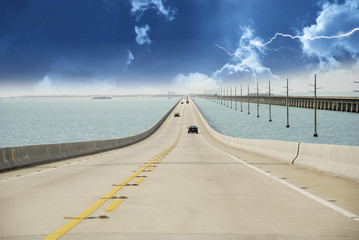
<box><xmin>0</xmin><ymin>159</ymin><xmax>85</xmax><ymax>183</ymax></box>
<box><xmin>190</xmin><ymin>99</ymin><xmax>359</xmax><ymax>222</ymax></box>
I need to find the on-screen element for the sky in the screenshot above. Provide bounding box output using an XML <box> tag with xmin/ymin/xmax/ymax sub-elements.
<box><xmin>0</xmin><ymin>0</ymin><xmax>359</xmax><ymax>96</ymax></box>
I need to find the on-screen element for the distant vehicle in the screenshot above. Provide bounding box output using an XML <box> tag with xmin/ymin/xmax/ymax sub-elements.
<box><xmin>186</xmin><ymin>100</ymin><xmax>189</xmax><ymax>104</ymax></box>
<box><xmin>174</xmin><ymin>112</ymin><xmax>180</xmax><ymax>117</ymax></box>
<box><xmin>181</xmin><ymin>102</ymin><xmax>184</xmax><ymax>104</ymax></box>
<box><xmin>188</xmin><ymin>125</ymin><xmax>199</xmax><ymax>134</ymax></box>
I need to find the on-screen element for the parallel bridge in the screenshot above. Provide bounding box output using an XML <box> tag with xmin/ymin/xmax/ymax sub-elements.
<box><xmin>203</xmin><ymin>95</ymin><xmax>359</xmax><ymax>113</ymax></box>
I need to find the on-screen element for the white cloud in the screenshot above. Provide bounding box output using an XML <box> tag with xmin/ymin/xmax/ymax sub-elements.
<box><xmin>130</xmin><ymin>0</ymin><xmax>176</xmax><ymax>46</ymax></box>
<box><xmin>135</xmin><ymin>25</ymin><xmax>151</xmax><ymax>45</ymax></box>
<box><xmin>171</xmin><ymin>27</ymin><xmax>279</xmax><ymax>94</ymax></box>
<box><xmin>130</xmin><ymin>0</ymin><xmax>175</xmax><ymax>21</ymax></box>
<box><xmin>212</xmin><ymin>62</ymin><xmax>278</xmax><ymax>84</ymax></box>
<box><xmin>215</xmin><ymin>26</ymin><xmax>279</xmax><ymax>83</ymax></box>
<box><xmin>316</xmin><ymin>65</ymin><xmax>359</xmax><ymax>93</ymax></box>
<box><xmin>300</xmin><ymin>0</ymin><xmax>359</xmax><ymax>71</ymax></box>
<box><xmin>34</xmin><ymin>76</ymin><xmax>56</xmax><ymax>94</ymax></box>
<box><xmin>172</xmin><ymin>72</ymin><xmax>219</xmax><ymax>94</ymax></box>
<box><xmin>32</xmin><ymin>75</ymin><xmax>123</xmax><ymax>96</ymax></box>
<box><xmin>124</xmin><ymin>50</ymin><xmax>134</xmax><ymax>70</ymax></box>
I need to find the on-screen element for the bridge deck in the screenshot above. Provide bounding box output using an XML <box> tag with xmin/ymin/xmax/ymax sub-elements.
<box><xmin>0</xmin><ymin>99</ymin><xmax>358</xmax><ymax>239</ymax></box>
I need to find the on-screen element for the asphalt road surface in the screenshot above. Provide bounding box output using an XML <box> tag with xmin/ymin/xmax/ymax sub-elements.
<box><xmin>1</xmin><ymin>98</ymin><xmax>358</xmax><ymax>240</ymax></box>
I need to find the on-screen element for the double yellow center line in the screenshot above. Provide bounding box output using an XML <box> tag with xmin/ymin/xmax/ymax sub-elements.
<box><xmin>45</xmin><ymin>102</ymin><xmax>184</xmax><ymax>240</ymax></box>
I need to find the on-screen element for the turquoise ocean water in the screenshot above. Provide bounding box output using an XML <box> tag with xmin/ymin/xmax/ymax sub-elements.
<box><xmin>0</xmin><ymin>97</ymin><xmax>177</xmax><ymax>148</ymax></box>
<box><xmin>1</xmin><ymin>96</ymin><xmax>357</xmax><ymax>148</ymax></box>
<box><xmin>193</xmin><ymin>97</ymin><xmax>359</xmax><ymax>147</ymax></box>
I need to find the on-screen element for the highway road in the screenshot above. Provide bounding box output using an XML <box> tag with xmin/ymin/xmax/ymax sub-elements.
<box><xmin>1</xmin><ymin>98</ymin><xmax>359</xmax><ymax>239</ymax></box>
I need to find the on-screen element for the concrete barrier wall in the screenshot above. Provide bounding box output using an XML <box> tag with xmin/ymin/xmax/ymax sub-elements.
<box><xmin>193</xmin><ymin>99</ymin><xmax>359</xmax><ymax>182</ymax></box>
<box><xmin>0</xmin><ymin>100</ymin><xmax>179</xmax><ymax>171</ymax></box>
<box><xmin>295</xmin><ymin>143</ymin><xmax>359</xmax><ymax>182</ymax></box>
<box><xmin>192</xmin><ymin>100</ymin><xmax>299</xmax><ymax>164</ymax></box>
<box><xmin>0</xmin><ymin>148</ymin><xmax>14</xmax><ymax>170</ymax></box>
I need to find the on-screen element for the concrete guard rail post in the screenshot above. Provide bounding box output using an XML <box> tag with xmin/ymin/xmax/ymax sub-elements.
<box><xmin>192</xmin><ymin>99</ymin><xmax>359</xmax><ymax>182</ymax></box>
<box><xmin>0</xmin><ymin>99</ymin><xmax>181</xmax><ymax>172</ymax></box>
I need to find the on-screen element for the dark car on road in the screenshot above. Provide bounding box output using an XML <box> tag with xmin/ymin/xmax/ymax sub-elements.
<box><xmin>174</xmin><ymin>112</ymin><xmax>180</xmax><ymax>117</ymax></box>
<box><xmin>188</xmin><ymin>125</ymin><xmax>199</xmax><ymax>134</ymax></box>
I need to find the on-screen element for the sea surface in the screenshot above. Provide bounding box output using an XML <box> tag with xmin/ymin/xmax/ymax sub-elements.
<box><xmin>0</xmin><ymin>97</ymin><xmax>178</xmax><ymax>148</ymax></box>
<box><xmin>193</xmin><ymin>97</ymin><xmax>359</xmax><ymax>147</ymax></box>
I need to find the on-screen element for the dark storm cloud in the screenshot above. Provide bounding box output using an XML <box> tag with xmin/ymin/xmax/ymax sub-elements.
<box><xmin>0</xmin><ymin>0</ymin><xmax>135</xmax><ymax>84</ymax></box>
<box><xmin>1</xmin><ymin>0</ymin><xmax>357</xmax><ymax>96</ymax></box>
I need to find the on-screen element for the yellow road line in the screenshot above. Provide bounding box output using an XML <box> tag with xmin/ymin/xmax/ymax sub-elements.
<box><xmin>135</xmin><ymin>177</ymin><xmax>145</xmax><ymax>184</ymax></box>
<box><xmin>105</xmin><ymin>200</ymin><xmax>124</xmax><ymax>212</ymax></box>
<box><xmin>45</xmin><ymin>102</ymin><xmax>185</xmax><ymax>240</ymax></box>
<box><xmin>147</xmin><ymin>167</ymin><xmax>155</xmax><ymax>171</ymax></box>
<box><xmin>44</xmin><ymin>147</ymin><xmax>171</xmax><ymax>240</ymax></box>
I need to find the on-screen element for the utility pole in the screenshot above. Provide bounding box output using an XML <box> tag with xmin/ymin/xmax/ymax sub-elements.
<box><xmin>222</xmin><ymin>86</ymin><xmax>224</xmax><ymax>105</ymax></box>
<box><xmin>248</xmin><ymin>83</ymin><xmax>250</xmax><ymax>114</ymax></box>
<box><xmin>310</xmin><ymin>74</ymin><xmax>321</xmax><ymax>137</ymax></box>
<box><xmin>226</xmin><ymin>86</ymin><xmax>229</xmax><ymax>107</ymax></box>
<box><xmin>235</xmin><ymin>85</ymin><xmax>237</xmax><ymax>110</ymax></box>
<box><xmin>230</xmin><ymin>86</ymin><xmax>233</xmax><ymax>108</ymax></box>
<box><xmin>285</xmin><ymin>78</ymin><xmax>290</xmax><ymax>128</ymax></box>
<box><xmin>256</xmin><ymin>82</ymin><xmax>259</xmax><ymax>118</ymax></box>
<box><xmin>219</xmin><ymin>88</ymin><xmax>221</xmax><ymax>104</ymax></box>
<box><xmin>220</xmin><ymin>86</ymin><xmax>223</xmax><ymax>105</ymax></box>
<box><xmin>268</xmin><ymin>81</ymin><xmax>272</xmax><ymax>122</ymax></box>
<box><xmin>240</xmin><ymin>84</ymin><xmax>243</xmax><ymax>112</ymax></box>
<box><xmin>313</xmin><ymin>75</ymin><xmax>318</xmax><ymax>137</ymax></box>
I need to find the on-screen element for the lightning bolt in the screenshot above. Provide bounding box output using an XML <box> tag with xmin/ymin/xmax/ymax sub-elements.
<box><xmin>216</xmin><ymin>27</ymin><xmax>359</xmax><ymax>84</ymax></box>
<box><xmin>266</xmin><ymin>47</ymin><xmax>299</xmax><ymax>52</ymax></box>
<box><xmin>215</xmin><ymin>44</ymin><xmax>236</xmax><ymax>57</ymax></box>
<box><xmin>261</xmin><ymin>27</ymin><xmax>359</xmax><ymax>46</ymax></box>
<box><xmin>215</xmin><ymin>43</ymin><xmax>257</xmax><ymax>83</ymax></box>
